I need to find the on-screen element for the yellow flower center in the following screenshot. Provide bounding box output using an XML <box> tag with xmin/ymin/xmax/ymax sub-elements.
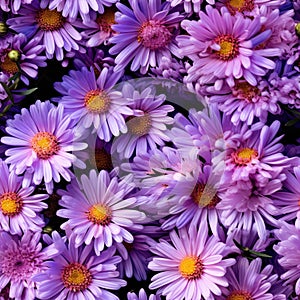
<box><xmin>191</xmin><ymin>183</ymin><xmax>220</xmax><ymax>208</ymax></box>
<box><xmin>227</xmin><ymin>290</ymin><xmax>253</xmax><ymax>300</ymax></box>
<box><xmin>226</xmin><ymin>0</ymin><xmax>255</xmax><ymax>14</ymax></box>
<box><xmin>36</xmin><ymin>9</ymin><xmax>65</xmax><ymax>31</ymax></box>
<box><xmin>214</xmin><ymin>34</ymin><xmax>239</xmax><ymax>61</ymax></box>
<box><xmin>96</xmin><ymin>7</ymin><xmax>116</xmax><ymax>33</ymax></box>
<box><xmin>84</xmin><ymin>89</ymin><xmax>110</xmax><ymax>114</ymax></box>
<box><xmin>0</xmin><ymin>55</ymin><xmax>19</xmax><ymax>74</ymax></box>
<box><xmin>233</xmin><ymin>147</ymin><xmax>258</xmax><ymax>165</ymax></box>
<box><xmin>0</xmin><ymin>192</ymin><xmax>23</xmax><ymax>216</ymax></box>
<box><xmin>179</xmin><ymin>256</ymin><xmax>203</xmax><ymax>280</ymax></box>
<box><xmin>31</xmin><ymin>132</ymin><xmax>60</xmax><ymax>160</ymax></box>
<box><xmin>95</xmin><ymin>148</ymin><xmax>113</xmax><ymax>171</ymax></box>
<box><xmin>62</xmin><ymin>263</ymin><xmax>92</xmax><ymax>292</ymax></box>
<box><xmin>127</xmin><ymin>114</ymin><xmax>152</xmax><ymax>136</ymax></box>
<box><xmin>87</xmin><ymin>204</ymin><xmax>112</xmax><ymax>225</ymax></box>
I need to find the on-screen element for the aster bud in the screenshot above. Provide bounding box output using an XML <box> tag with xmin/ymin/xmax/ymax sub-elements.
<box><xmin>0</xmin><ymin>22</ymin><xmax>8</xmax><ymax>35</ymax></box>
<box><xmin>43</xmin><ymin>225</ymin><xmax>53</xmax><ymax>234</ymax></box>
<box><xmin>8</xmin><ymin>50</ymin><xmax>21</xmax><ymax>62</ymax></box>
<box><xmin>295</xmin><ymin>23</ymin><xmax>300</xmax><ymax>37</ymax></box>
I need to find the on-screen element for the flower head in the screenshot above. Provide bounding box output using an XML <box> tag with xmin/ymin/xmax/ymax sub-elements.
<box><xmin>148</xmin><ymin>222</ymin><xmax>235</xmax><ymax>299</ymax></box>
<box><xmin>110</xmin><ymin>0</ymin><xmax>183</xmax><ymax>74</ymax></box>
<box><xmin>1</xmin><ymin>100</ymin><xmax>87</xmax><ymax>193</ymax></box>
<box><xmin>57</xmin><ymin>169</ymin><xmax>146</xmax><ymax>255</ymax></box>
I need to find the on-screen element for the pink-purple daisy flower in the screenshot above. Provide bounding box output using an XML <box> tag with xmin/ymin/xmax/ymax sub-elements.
<box><xmin>148</xmin><ymin>222</ymin><xmax>235</xmax><ymax>299</ymax></box>
<box><xmin>177</xmin><ymin>6</ymin><xmax>281</xmax><ymax>88</ymax></box>
<box><xmin>7</xmin><ymin>0</ymin><xmax>83</xmax><ymax>61</ymax></box>
<box><xmin>54</xmin><ymin>66</ymin><xmax>133</xmax><ymax>142</ymax></box>
<box><xmin>57</xmin><ymin>169</ymin><xmax>146</xmax><ymax>255</ymax></box>
<box><xmin>0</xmin><ymin>159</ymin><xmax>48</xmax><ymax>235</ymax></box>
<box><xmin>112</xmin><ymin>83</ymin><xmax>174</xmax><ymax>158</ymax></box>
<box><xmin>109</xmin><ymin>0</ymin><xmax>183</xmax><ymax>74</ymax></box>
<box><xmin>34</xmin><ymin>232</ymin><xmax>126</xmax><ymax>300</ymax></box>
<box><xmin>1</xmin><ymin>100</ymin><xmax>87</xmax><ymax>193</ymax></box>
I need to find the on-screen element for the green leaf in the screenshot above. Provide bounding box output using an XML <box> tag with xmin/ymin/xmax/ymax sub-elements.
<box><xmin>15</xmin><ymin>87</ymin><xmax>38</xmax><ymax>96</ymax></box>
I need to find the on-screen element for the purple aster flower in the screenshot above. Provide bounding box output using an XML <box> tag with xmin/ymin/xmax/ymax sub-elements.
<box><xmin>273</xmin><ymin>167</ymin><xmax>300</xmax><ymax>222</ymax></box>
<box><xmin>109</xmin><ymin>0</ymin><xmax>183</xmax><ymax>74</ymax></box>
<box><xmin>207</xmin><ymin>78</ymin><xmax>282</xmax><ymax>125</ymax></box>
<box><xmin>112</xmin><ymin>83</ymin><xmax>174</xmax><ymax>158</ymax></box>
<box><xmin>148</xmin><ymin>222</ymin><xmax>235</xmax><ymax>299</ymax></box>
<box><xmin>57</xmin><ymin>169</ymin><xmax>146</xmax><ymax>255</ymax></box>
<box><xmin>34</xmin><ymin>232</ymin><xmax>126</xmax><ymax>300</ymax></box>
<box><xmin>274</xmin><ymin>216</ymin><xmax>300</xmax><ymax>296</ymax></box>
<box><xmin>0</xmin><ymin>231</ymin><xmax>53</xmax><ymax>300</ymax></box>
<box><xmin>127</xmin><ymin>289</ymin><xmax>161</xmax><ymax>300</ymax></box>
<box><xmin>0</xmin><ymin>33</ymin><xmax>46</xmax><ymax>85</ymax></box>
<box><xmin>116</xmin><ymin>232</ymin><xmax>155</xmax><ymax>281</ymax></box>
<box><xmin>1</xmin><ymin>100</ymin><xmax>87</xmax><ymax>193</ymax></box>
<box><xmin>54</xmin><ymin>66</ymin><xmax>132</xmax><ymax>142</ymax></box>
<box><xmin>219</xmin><ymin>257</ymin><xmax>281</xmax><ymax>299</ymax></box>
<box><xmin>177</xmin><ymin>6</ymin><xmax>281</xmax><ymax>88</ymax></box>
<box><xmin>49</xmin><ymin>0</ymin><xmax>117</xmax><ymax>22</ymax></box>
<box><xmin>7</xmin><ymin>0</ymin><xmax>83</xmax><ymax>61</ymax></box>
<box><xmin>0</xmin><ymin>159</ymin><xmax>48</xmax><ymax>235</ymax></box>
<box><xmin>77</xmin><ymin>8</ymin><xmax>116</xmax><ymax>47</ymax></box>
<box><xmin>0</xmin><ymin>0</ymin><xmax>33</xmax><ymax>13</ymax></box>
<box><xmin>216</xmin><ymin>0</ymin><xmax>285</xmax><ymax>16</ymax></box>
<box><xmin>167</xmin><ymin>0</ymin><xmax>215</xmax><ymax>13</ymax></box>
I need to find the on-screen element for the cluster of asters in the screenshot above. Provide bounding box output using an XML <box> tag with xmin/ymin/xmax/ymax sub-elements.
<box><xmin>0</xmin><ymin>0</ymin><xmax>300</xmax><ymax>299</ymax></box>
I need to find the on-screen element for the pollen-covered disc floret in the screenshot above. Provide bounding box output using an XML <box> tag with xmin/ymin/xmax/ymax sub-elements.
<box><xmin>138</xmin><ymin>20</ymin><xmax>172</xmax><ymax>50</ymax></box>
<box><xmin>87</xmin><ymin>204</ymin><xmax>112</xmax><ymax>225</ymax></box>
<box><xmin>61</xmin><ymin>263</ymin><xmax>92</xmax><ymax>292</ymax></box>
<box><xmin>31</xmin><ymin>132</ymin><xmax>60</xmax><ymax>160</ymax></box>
<box><xmin>84</xmin><ymin>89</ymin><xmax>111</xmax><ymax>113</ymax></box>
<box><xmin>232</xmin><ymin>147</ymin><xmax>258</xmax><ymax>165</ymax></box>
<box><xmin>179</xmin><ymin>255</ymin><xmax>204</xmax><ymax>279</ymax></box>
<box><xmin>36</xmin><ymin>9</ymin><xmax>65</xmax><ymax>31</ymax></box>
<box><xmin>0</xmin><ymin>192</ymin><xmax>23</xmax><ymax>217</ymax></box>
<box><xmin>214</xmin><ymin>34</ymin><xmax>239</xmax><ymax>61</ymax></box>
<box><xmin>127</xmin><ymin>114</ymin><xmax>152</xmax><ymax>136</ymax></box>
<box><xmin>226</xmin><ymin>290</ymin><xmax>253</xmax><ymax>300</ymax></box>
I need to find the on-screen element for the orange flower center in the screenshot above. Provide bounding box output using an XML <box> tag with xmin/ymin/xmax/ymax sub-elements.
<box><xmin>61</xmin><ymin>263</ymin><xmax>92</xmax><ymax>292</ymax></box>
<box><xmin>84</xmin><ymin>89</ymin><xmax>110</xmax><ymax>114</ymax></box>
<box><xmin>127</xmin><ymin>114</ymin><xmax>152</xmax><ymax>136</ymax></box>
<box><xmin>31</xmin><ymin>132</ymin><xmax>60</xmax><ymax>159</ymax></box>
<box><xmin>96</xmin><ymin>7</ymin><xmax>116</xmax><ymax>33</ymax></box>
<box><xmin>0</xmin><ymin>192</ymin><xmax>23</xmax><ymax>216</ymax></box>
<box><xmin>233</xmin><ymin>147</ymin><xmax>258</xmax><ymax>165</ymax></box>
<box><xmin>0</xmin><ymin>55</ymin><xmax>19</xmax><ymax>74</ymax></box>
<box><xmin>226</xmin><ymin>290</ymin><xmax>253</xmax><ymax>300</ymax></box>
<box><xmin>36</xmin><ymin>9</ymin><xmax>65</xmax><ymax>31</ymax></box>
<box><xmin>226</xmin><ymin>0</ymin><xmax>255</xmax><ymax>14</ymax></box>
<box><xmin>191</xmin><ymin>183</ymin><xmax>220</xmax><ymax>208</ymax></box>
<box><xmin>179</xmin><ymin>256</ymin><xmax>203</xmax><ymax>280</ymax></box>
<box><xmin>214</xmin><ymin>34</ymin><xmax>239</xmax><ymax>61</ymax></box>
<box><xmin>87</xmin><ymin>204</ymin><xmax>112</xmax><ymax>225</ymax></box>
<box><xmin>233</xmin><ymin>81</ymin><xmax>260</xmax><ymax>102</ymax></box>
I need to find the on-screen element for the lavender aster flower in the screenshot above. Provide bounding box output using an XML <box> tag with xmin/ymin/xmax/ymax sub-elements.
<box><xmin>113</xmin><ymin>83</ymin><xmax>174</xmax><ymax>158</ymax></box>
<box><xmin>148</xmin><ymin>222</ymin><xmax>235</xmax><ymax>299</ymax></box>
<box><xmin>57</xmin><ymin>169</ymin><xmax>146</xmax><ymax>255</ymax></box>
<box><xmin>7</xmin><ymin>0</ymin><xmax>83</xmax><ymax>61</ymax></box>
<box><xmin>274</xmin><ymin>216</ymin><xmax>300</xmax><ymax>296</ymax></box>
<box><xmin>0</xmin><ymin>159</ymin><xmax>48</xmax><ymax>235</ymax></box>
<box><xmin>0</xmin><ymin>33</ymin><xmax>46</xmax><ymax>85</ymax></box>
<box><xmin>34</xmin><ymin>233</ymin><xmax>126</xmax><ymax>300</ymax></box>
<box><xmin>127</xmin><ymin>289</ymin><xmax>161</xmax><ymax>300</ymax></box>
<box><xmin>54</xmin><ymin>67</ymin><xmax>132</xmax><ymax>142</ymax></box>
<box><xmin>49</xmin><ymin>0</ymin><xmax>117</xmax><ymax>22</ymax></box>
<box><xmin>178</xmin><ymin>6</ymin><xmax>281</xmax><ymax>88</ymax></box>
<box><xmin>0</xmin><ymin>231</ymin><xmax>50</xmax><ymax>300</ymax></box>
<box><xmin>1</xmin><ymin>100</ymin><xmax>87</xmax><ymax>193</ymax></box>
<box><xmin>273</xmin><ymin>167</ymin><xmax>300</xmax><ymax>222</ymax></box>
<box><xmin>109</xmin><ymin>0</ymin><xmax>183</xmax><ymax>74</ymax></box>
<box><xmin>220</xmin><ymin>257</ymin><xmax>281</xmax><ymax>299</ymax></box>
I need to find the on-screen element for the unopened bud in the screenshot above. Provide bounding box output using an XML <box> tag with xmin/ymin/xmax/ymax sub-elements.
<box><xmin>0</xmin><ymin>22</ymin><xmax>8</xmax><ymax>35</ymax></box>
<box><xmin>295</xmin><ymin>23</ymin><xmax>300</xmax><ymax>37</ymax></box>
<box><xmin>8</xmin><ymin>50</ymin><xmax>21</xmax><ymax>62</ymax></box>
